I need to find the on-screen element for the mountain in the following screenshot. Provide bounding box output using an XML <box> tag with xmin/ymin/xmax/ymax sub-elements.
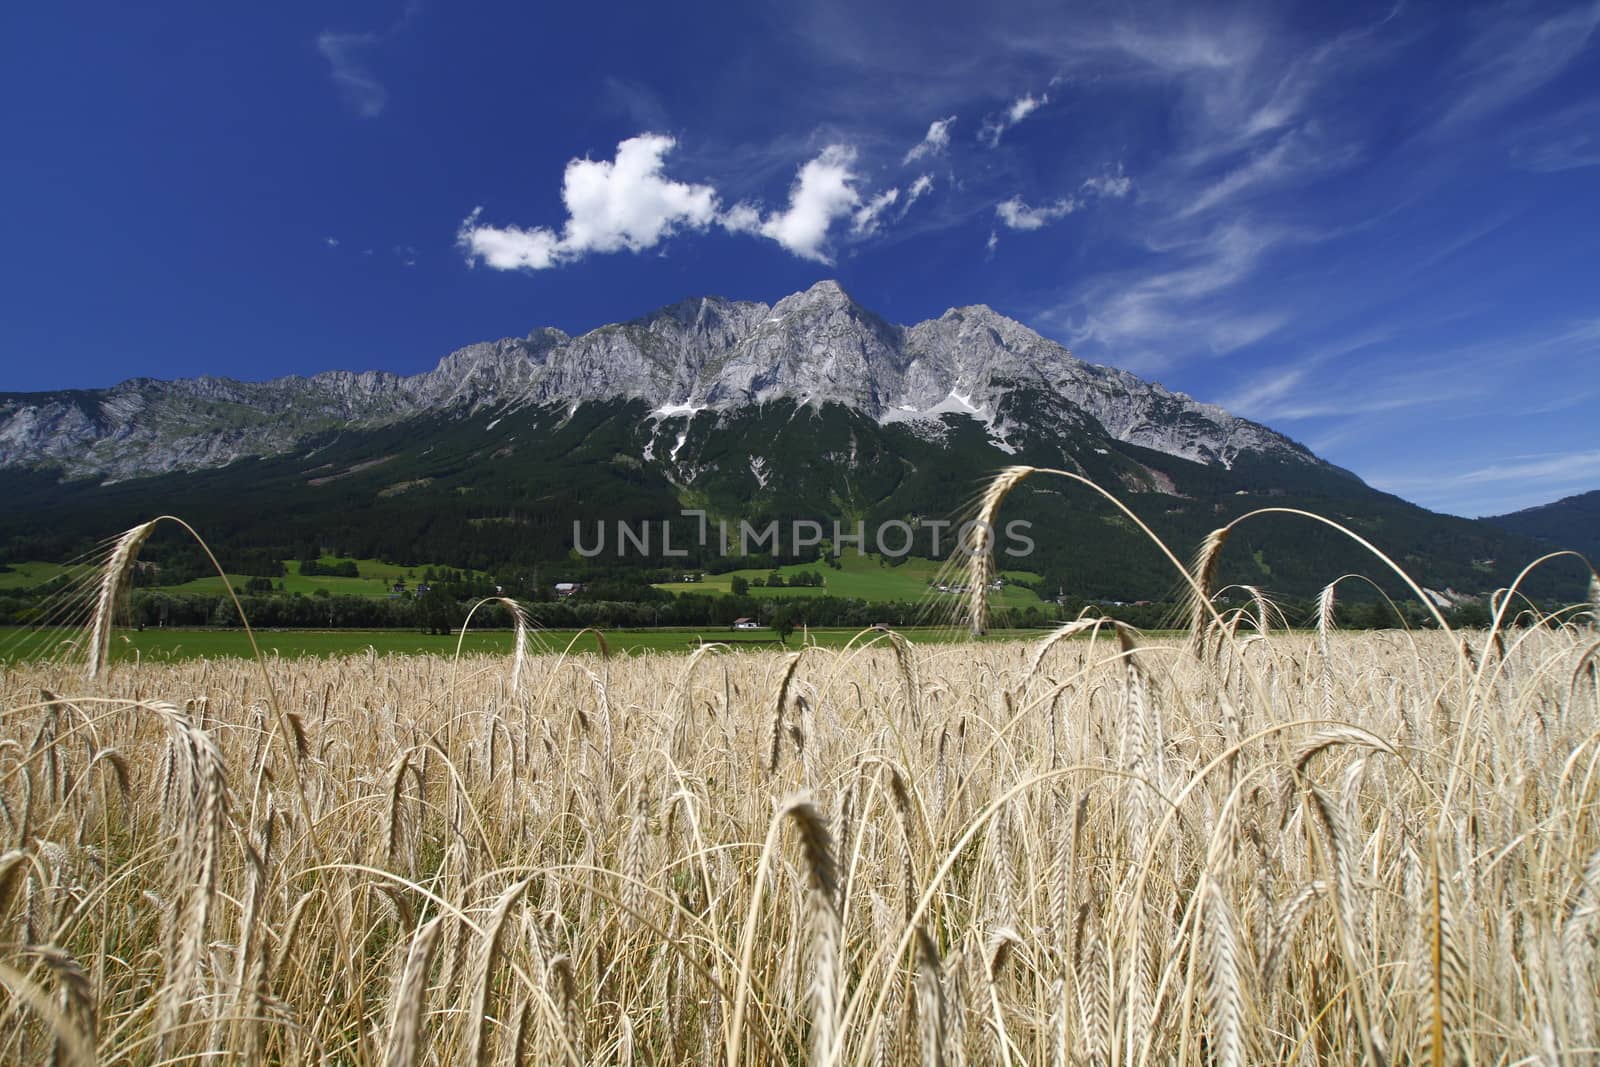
<box><xmin>1485</xmin><ymin>490</ymin><xmax>1600</xmax><ymax>562</ymax></box>
<box><xmin>1</xmin><ymin>280</ymin><xmax>1311</xmax><ymax>481</ymax></box>
<box><xmin>0</xmin><ymin>281</ymin><xmax>1573</xmax><ymax>603</ymax></box>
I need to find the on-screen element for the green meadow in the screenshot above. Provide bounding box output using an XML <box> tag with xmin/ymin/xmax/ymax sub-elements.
<box><xmin>653</xmin><ymin>551</ymin><xmax>1045</xmax><ymax>604</ymax></box>
<box><xmin>0</xmin><ymin>623</ymin><xmax>1051</xmax><ymax>664</ymax></box>
<box><xmin>151</xmin><ymin>556</ymin><xmax>474</xmax><ymax>597</ymax></box>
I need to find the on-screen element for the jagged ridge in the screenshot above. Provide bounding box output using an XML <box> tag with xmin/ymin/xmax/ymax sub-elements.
<box><xmin>1</xmin><ymin>280</ymin><xmax>1319</xmax><ymax>481</ymax></box>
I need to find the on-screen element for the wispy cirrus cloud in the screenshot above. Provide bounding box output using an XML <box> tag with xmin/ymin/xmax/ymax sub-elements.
<box><xmin>1231</xmin><ymin>318</ymin><xmax>1600</xmax><ymax>422</ymax></box>
<box><xmin>316</xmin><ymin>31</ymin><xmax>388</xmax><ymax>118</ymax></box>
<box><xmin>1177</xmin><ymin>128</ymin><xmax>1359</xmax><ymax>217</ymax></box>
<box><xmin>995</xmin><ymin>195</ymin><xmax>1077</xmax><ymax>230</ymax></box>
<box><xmin>1454</xmin><ymin>449</ymin><xmax>1600</xmax><ymax>487</ymax></box>
<box><xmin>1369</xmin><ymin>448</ymin><xmax>1600</xmax><ymax>517</ymax></box>
<box><xmin>1059</xmin><ymin>220</ymin><xmax>1294</xmax><ymax>364</ymax></box>
<box><xmin>1081</xmin><ymin>167</ymin><xmax>1133</xmax><ymax>199</ymax></box>
<box><xmin>1432</xmin><ymin>1</ymin><xmax>1600</xmax><ymax>133</ymax></box>
<box><xmin>903</xmin><ymin>116</ymin><xmax>956</xmax><ymax>164</ymax></box>
<box><xmin>315</xmin><ymin>2</ymin><xmax>419</xmax><ymax>118</ymax></box>
<box><xmin>851</xmin><ymin>187</ymin><xmax>900</xmax><ymax>236</ymax></box>
<box><xmin>979</xmin><ymin>91</ymin><xmax>1047</xmax><ymax>147</ymax></box>
<box><xmin>900</xmin><ymin>173</ymin><xmax>934</xmax><ymax>216</ymax></box>
<box><xmin>1508</xmin><ymin>98</ymin><xmax>1600</xmax><ymax>171</ymax></box>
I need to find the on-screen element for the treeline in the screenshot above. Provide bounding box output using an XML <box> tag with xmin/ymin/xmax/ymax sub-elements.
<box><xmin>0</xmin><ymin>584</ymin><xmax>1525</xmax><ymax>634</ymax></box>
<box><xmin>97</xmin><ymin>591</ymin><xmax>1056</xmax><ymax>632</ymax></box>
<box><xmin>0</xmin><ymin>589</ymin><xmax>1063</xmax><ymax>632</ymax></box>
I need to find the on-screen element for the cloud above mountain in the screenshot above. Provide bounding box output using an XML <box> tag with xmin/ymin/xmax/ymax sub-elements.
<box><xmin>723</xmin><ymin>145</ymin><xmax>867</xmax><ymax>262</ymax></box>
<box><xmin>461</xmin><ymin>138</ymin><xmax>893</xmax><ymax>268</ymax></box>
<box><xmin>458</xmin><ymin>135</ymin><xmax>719</xmax><ymax>270</ymax></box>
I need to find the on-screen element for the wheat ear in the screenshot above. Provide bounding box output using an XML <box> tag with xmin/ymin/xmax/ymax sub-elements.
<box><xmin>772</xmin><ymin>651</ymin><xmax>805</xmax><ymax>774</ymax></box>
<box><xmin>965</xmin><ymin>465</ymin><xmax>1035</xmax><ymax>636</ymax></box>
<box><xmin>786</xmin><ymin>799</ymin><xmax>841</xmax><ymax>1065</ymax></box>
<box><xmin>1421</xmin><ymin>837</ymin><xmax>1467</xmax><ymax>1067</ymax></box>
<box><xmin>464</xmin><ymin>876</ymin><xmax>534</xmax><ymax>1067</ymax></box>
<box><xmin>1560</xmin><ymin>846</ymin><xmax>1600</xmax><ymax>1044</ymax></box>
<box><xmin>154</xmin><ymin>704</ymin><xmax>229</xmax><ymax>1060</ymax></box>
<box><xmin>1198</xmin><ymin>874</ymin><xmax>1246</xmax><ymax>1067</ymax></box>
<box><xmin>87</xmin><ymin>519</ymin><xmax>159</xmax><ymax>679</ymax></box>
<box><xmin>915</xmin><ymin>926</ymin><xmax>948</xmax><ymax>1067</ymax></box>
<box><xmin>384</xmin><ymin>915</ymin><xmax>445</xmax><ymax>1067</ymax></box>
<box><xmin>0</xmin><ymin>952</ymin><xmax>96</xmax><ymax>1067</ymax></box>
<box><xmin>1186</xmin><ymin>527</ymin><xmax>1231</xmax><ymax>656</ymax></box>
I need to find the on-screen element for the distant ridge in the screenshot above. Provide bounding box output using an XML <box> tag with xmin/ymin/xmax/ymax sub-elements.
<box><xmin>1485</xmin><ymin>490</ymin><xmax>1600</xmax><ymax>561</ymax></box>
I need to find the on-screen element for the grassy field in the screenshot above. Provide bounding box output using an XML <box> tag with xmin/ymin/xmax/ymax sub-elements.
<box><xmin>153</xmin><ymin>555</ymin><xmax>474</xmax><ymax>597</ymax></box>
<box><xmin>3</xmin><ymin>551</ymin><xmax>1043</xmax><ymax>605</ymax></box>
<box><xmin>654</xmin><ymin>551</ymin><xmax>1045</xmax><ymax>604</ymax></box>
<box><xmin>0</xmin><ymin>623</ymin><xmax>1044</xmax><ymax>664</ymax></box>
<box><xmin>0</xmin><ymin>559</ymin><xmax>91</xmax><ymax>591</ymax></box>
<box><xmin>0</xmin><ymin>555</ymin><xmax>488</xmax><ymax>598</ymax></box>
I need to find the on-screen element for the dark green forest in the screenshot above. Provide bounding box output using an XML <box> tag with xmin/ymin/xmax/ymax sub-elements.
<box><xmin>0</xmin><ymin>396</ymin><xmax>1584</xmax><ymax>632</ymax></box>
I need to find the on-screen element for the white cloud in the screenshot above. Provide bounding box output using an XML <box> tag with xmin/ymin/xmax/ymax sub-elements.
<box><xmin>986</xmin><ymin>230</ymin><xmax>999</xmax><ymax>254</ymax></box>
<box><xmin>559</xmin><ymin>135</ymin><xmax>718</xmax><ymax>254</ymax></box>
<box><xmin>457</xmin><ymin>209</ymin><xmax>559</xmax><ymax>270</ymax></box>
<box><xmin>995</xmin><ymin>195</ymin><xmax>1078</xmax><ymax>230</ymax></box>
<box><xmin>324</xmin><ymin>237</ymin><xmax>340</xmax><ymax>248</ymax></box>
<box><xmin>1008</xmin><ymin>92</ymin><xmax>1045</xmax><ymax>124</ymax></box>
<box><xmin>852</xmin><ymin>187</ymin><xmax>900</xmax><ymax>236</ymax></box>
<box><xmin>980</xmin><ymin>92</ymin><xmax>1048</xmax><ymax>147</ymax></box>
<box><xmin>719</xmin><ymin>202</ymin><xmax>762</xmax><ymax>234</ymax></box>
<box><xmin>1081</xmin><ymin>167</ymin><xmax>1133</xmax><ymax>199</ymax></box>
<box><xmin>316</xmin><ymin>31</ymin><xmax>387</xmax><ymax>118</ymax></box>
<box><xmin>458</xmin><ymin>134</ymin><xmax>719</xmax><ymax>270</ymax></box>
<box><xmin>457</xmin><ymin>219</ymin><xmax>546</xmax><ymax>268</ymax></box>
<box><xmin>903</xmin><ymin>116</ymin><xmax>957</xmax><ymax>164</ymax></box>
<box><xmin>725</xmin><ymin>144</ymin><xmax>863</xmax><ymax>263</ymax></box>
<box><xmin>899</xmin><ymin>174</ymin><xmax>934</xmax><ymax>217</ymax></box>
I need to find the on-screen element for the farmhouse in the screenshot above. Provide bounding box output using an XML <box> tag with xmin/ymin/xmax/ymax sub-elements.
<box><xmin>732</xmin><ymin>617</ymin><xmax>760</xmax><ymax>631</ymax></box>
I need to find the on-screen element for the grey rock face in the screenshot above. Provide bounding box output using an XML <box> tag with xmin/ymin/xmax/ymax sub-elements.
<box><xmin>0</xmin><ymin>279</ymin><xmax>1315</xmax><ymax>480</ymax></box>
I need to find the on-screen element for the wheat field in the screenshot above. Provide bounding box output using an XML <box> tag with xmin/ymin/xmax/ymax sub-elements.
<box><xmin>2</xmin><ymin>481</ymin><xmax>1599</xmax><ymax>1065</ymax></box>
<box><xmin>2</xmin><ymin>616</ymin><xmax>1599</xmax><ymax>1065</ymax></box>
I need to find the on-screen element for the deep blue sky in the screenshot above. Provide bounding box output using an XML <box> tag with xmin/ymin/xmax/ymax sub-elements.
<box><xmin>4</xmin><ymin>0</ymin><xmax>1597</xmax><ymax>516</ymax></box>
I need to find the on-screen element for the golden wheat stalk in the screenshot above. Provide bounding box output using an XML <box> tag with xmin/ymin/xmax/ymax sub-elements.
<box><xmin>86</xmin><ymin>519</ymin><xmax>160</xmax><ymax>679</ymax></box>
<box><xmin>785</xmin><ymin>799</ymin><xmax>841</xmax><ymax>1066</ymax></box>
<box><xmin>384</xmin><ymin>914</ymin><xmax>445</xmax><ymax>1067</ymax></box>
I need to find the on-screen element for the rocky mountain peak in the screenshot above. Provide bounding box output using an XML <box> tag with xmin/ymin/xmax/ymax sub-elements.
<box><xmin>766</xmin><ymin>278</ymin><xmax>876</xmax><ymax>321</ymax></box>
<box><xmin>0</xmin><ymin>282</ymin><xmax>1325</xmax><ymax>480</ymax></box>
